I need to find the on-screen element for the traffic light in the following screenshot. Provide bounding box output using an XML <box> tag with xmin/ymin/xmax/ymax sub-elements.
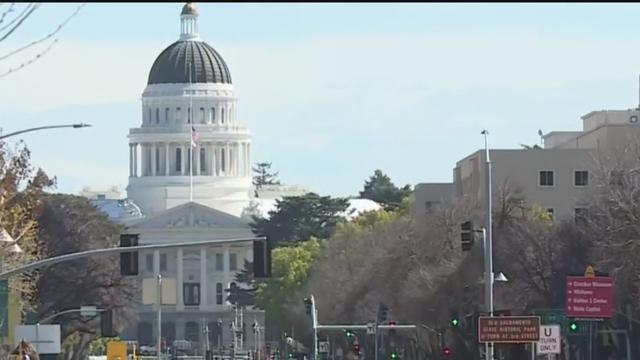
<box><xmin>353</xmin><ymin>344</ymin><xmax>361</xmax><ymax>355</ymax></box>
<box><xmin>303</xmin><ymin>297</ymin><xmax>313</xmax><ymax>316</ymax></box>
<box><xmin>120</xmin><ymin>233</ymin><xmax>139</xmax><ymax>275</ymax></box>
<box><xmin>390</xmin><ymin>351</ymin><xmax>398</xmax><ymax>359</ymax></box>
<box><xmin>344</xmin><ymin>329</ymin><xmax>355</xmax><ymax>339</ymax></box>
<box><xmin>253</xmin><ymin>238</ymin><xmax>272</xmax><ymax>278</ymax></box>
<box><xmin>442</xmin><ymin>347</ymin><xmax>452</xmax><ymax>357</ymax></box>
<box><xmin>449</xmin><ymin>309</ymin><xmax>460</xmax><ymax>328</ymax></box>
<box><xmin>100</xmin><ymin>309</ymin><xmax>116</xmax><ymax>337</ymax></box>
<box><xmin>569</xmin><ymin>321</ymin><xmax>579</xmax><ymax>332</ymax></box>
<box><xmin>460</xmin><ymin>221</ymin><xmax>475</xmax><ymax>251</ymax></box>
<box><xmin>379</xmin><ymin>303</ymin><xmax>389</xmax><ymax>323</ymax></box>
<box><xmin>388</xmin><ymin>320</ymin><xmax>397</xmax><ymax>332</ymax></box>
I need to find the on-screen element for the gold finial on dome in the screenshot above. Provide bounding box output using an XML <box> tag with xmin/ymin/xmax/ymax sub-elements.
<box><xmin>181</xmin><ymin>2</ymin><xmax>198</xmax><ymax>16</ymax></box>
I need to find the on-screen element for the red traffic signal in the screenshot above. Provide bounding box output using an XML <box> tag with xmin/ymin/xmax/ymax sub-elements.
<box><xmin>353</xmin><ymin>344</ymin><xmax>361</xmax><ymax>354</ymax></box>
<box><xmin>443</xmin><ymin>347</ymin><xmax>452</xmax><ymax>357</ymax></box>
<box><xmin>388</xmin><ymin>320</ymin><xmax>397</xmax><ymax>332</ymax></box>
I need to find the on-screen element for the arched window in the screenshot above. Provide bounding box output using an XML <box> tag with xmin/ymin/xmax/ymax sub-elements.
<box><xmin>200</xmin><ymin>107</ymin><xmax>205</xmax><ymax>124</ymax></box>
<box><xmin>165</xmin><ymin>108</ymin><xmax>170</xmax><ymax>123</ymax></box>
<box><xmin>210</xmin><ymin>107</ymin><xmax>215</xmax><ymax>123</ymax></box>
<box><xmin>200</xmin><ymin>148</ymin><xmax>206</xmax><ymax>173</ymax></box>
<box><xmin>175</xmin><ymin>148</ymin><xmax>182</xmax><ymax>173</ymax></box>
<box><xmin>185</xmin><ymin>322</ymin><xmax>200</xmax><ymax>343</ymax></box>
<box><xmin>137</xmin><ymin>322</ymin><xmax>153</xmax><ymax>345</ymax></box>
<box><xmin>221</xmin><ymin>107</ymin><xmax>225</xmax><ymax>124</ymax></box>
<box><xmin>176</xmin><ymin>107</ymin><xmax>182</xmax><ymax>123</ymax></box>
<box><xmin>156</xmin><ymin>108</ymin><xmax>160</xmax><ymax>124</ymax></box>
<box><xmin>216</xmin><ymin>283</ymin><xmax>223</xmax><ymax>305</ymax></box>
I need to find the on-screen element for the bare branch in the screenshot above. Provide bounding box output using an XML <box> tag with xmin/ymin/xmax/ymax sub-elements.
<box><xmin>0</xmin><ymin>3</ymin><xmax>39</xmax><ymax>41</ymax></box>
<box><xmin>0</xmin><ymin>3</ymin><xmax>16</xmax><ymax>27</ymax></box>
<box><xmin>0</xmin><ymin>38</ymin><xmax>57</xmax><ymax>78</ymax></box>
<box><xmin>0</xmin><ymin>3</ymin><xmax>85</xmax><ymax>62</ymax></box>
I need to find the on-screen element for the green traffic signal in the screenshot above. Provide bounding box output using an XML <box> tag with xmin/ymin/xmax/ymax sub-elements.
<box><xmin>390</xmin><ymin>352</ymin><xmax>398</xmax><ymax>359</ymax></box>
<box><xmin>451</xmin><ymin>318</ymin><xmax>459</xmax><ymax>327</ymax></box>
<box><xmin>569</xmin><ymin>322</ymin><xmax>578</xmax><ymax>332</ymax></box>
<box><xmin>345</xmin><ymin>329</ymin><xmax>354</xmax><ymax>338</ymax></box>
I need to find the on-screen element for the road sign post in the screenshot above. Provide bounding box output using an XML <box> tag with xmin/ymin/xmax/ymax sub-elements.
<box><xmin>366</xmin><ymin>323</ymin><xmax>376</xmax><ymax>335</ymax></box>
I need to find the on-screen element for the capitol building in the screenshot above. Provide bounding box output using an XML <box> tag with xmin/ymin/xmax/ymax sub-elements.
<box><xmin>84</xmin><ymin>2</ymin><xmax>381</xmax><ymax>354</ymax></box>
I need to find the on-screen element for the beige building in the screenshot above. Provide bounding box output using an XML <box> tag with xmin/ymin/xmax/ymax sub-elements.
<box><xmin>415</xmin><ymin>107</ymin><xmax>640</xmax><ymax>221</ymax></box>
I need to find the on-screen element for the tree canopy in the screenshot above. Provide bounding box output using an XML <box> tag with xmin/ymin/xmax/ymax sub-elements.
<box><xmin>359</xmin><ymin>170</ymin><xmax>412</xmax><ymax>212</ymax></box>
<box><xmin>250</xmin><ymin>192</ymin><xmax>350</xmax><ymax>246</ymax></box>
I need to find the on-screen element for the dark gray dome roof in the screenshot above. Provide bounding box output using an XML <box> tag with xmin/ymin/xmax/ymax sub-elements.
<box><xmin>181</xmin><ymin>3</ymin><xmax>197</xmax><ymax>15</ymax></box>
<box><xmin>147</xmin><ymin>40</ymin><xmax>232</xmax><ymax>85</ymax></box>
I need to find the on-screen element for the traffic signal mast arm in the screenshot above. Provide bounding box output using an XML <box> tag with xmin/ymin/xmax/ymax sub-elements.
<box><xmin>316</xmin><ymin>325</ymin><xmax>416</xmax><ymax>330</ymax></box>
<box><xmin>0</xmin><ymin>237</ymin><xmax>266</xmax><ymax>280</ymax></box>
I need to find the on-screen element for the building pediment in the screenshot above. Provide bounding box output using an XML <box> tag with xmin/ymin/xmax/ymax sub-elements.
<box><xmin>128</xmin><ymin>201</ymin><xmax>250</xmax><ymax>230</ymax></box>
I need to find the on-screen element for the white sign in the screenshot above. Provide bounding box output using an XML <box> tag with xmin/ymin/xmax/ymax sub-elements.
<box><xmin>80</xmin><ymin>306</ymin><xmax>97</xmax><ymax>317</ymax></box>
<box><xmin>15</xmin><ymin>324</ymin><xmax>61</xmax><ymax>354</ymax></box>
<box><xmin>318</xmin><ymin>341</ymin><xmax>329</xmax><ymax>353</ymax></box>
<box><xmin>536</xmin><ymin>325</ymin><xmax>561</xmax><ymax>354</ymax></box>
<box><xmin>366</xmin><ymin>322</ymin><xmax>376</xmax><ymax>334</ymax></box>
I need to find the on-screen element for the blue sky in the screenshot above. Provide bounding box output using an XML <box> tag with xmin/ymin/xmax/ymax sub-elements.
<box><xmin>3</xmin><ymin>3</ymin><xmax>640</xmax><ymax>197</ymax></box>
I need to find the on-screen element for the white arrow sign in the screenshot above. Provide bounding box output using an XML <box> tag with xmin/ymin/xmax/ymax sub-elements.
<box><xmin>536</xmin><ymin>325</ymin><xmax>561</xmax><ymax>354</ymax></box>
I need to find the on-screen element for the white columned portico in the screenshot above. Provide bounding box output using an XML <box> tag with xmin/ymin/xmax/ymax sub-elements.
<box><xmin>129</xmin><ymin>144</ymin><xmax>133</xmax><ymax>177</ymax></box>
<box><xmin>177</xmin><ymin>248</ymin><xmax>184</xmax><ymax>310</ymax></box>
<box><xmin>200</xmin><ymin>247</ymin><xmax>208</xmax><ymax>310</ymax></box>
<box><xmin>225</xmin><ymin>143</ymin><xmax>230</xmax><ymax>176</ymax></box>
<box><xmin>209</xmin><ymin>142</ymin><xmax>215</xmax><ymax>176</ymax></box>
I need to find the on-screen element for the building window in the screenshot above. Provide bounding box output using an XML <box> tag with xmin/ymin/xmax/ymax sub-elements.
<box><xmin>175</xmin><ymin>148</ymin><xmax>182</xmax><ymax>173</ymax></box>
<box><xmin>200</xmin><ymin>107</ymin><xmax>205</xmax><ymax>124</ymax></box>
<box><xmin>200</xmin><ymin>148</ymin><xmax>206</xmax><ymax>173</ymax></box>
<box><xmin>575</xmin><ymin>207</ymin><xmax>588</xmax><ymax>224</ymax></box>
<box><xmin>146</xmin><ymin>254</ymin><xmax>153</xmax><ymax>271</ymax></box>
<box><xmin>216</xmin><ymin>283</ymin><xmax>223</xmax><ymax>305</ymax></box>
<box><xmin>215</xmin><ymin>253</ymin><xmax>223</xmax><ymax>271</ymax></box>
<box><xmin>546</xmin><ymin>208</ymin><xmax>555</xmax><ymax>220</ymax></box>
<box><xmin>184</xmin><ymin>283</ymin><xmax>200</xmax><ymax>306</ymax></box>
<box><xmin>574</xmin><ymin>170</ymin><xmax>588</xmax><ymax>186</ymax></box>
<box><xmin>155</xmin><ymin>147</ymin><xmax>160</xmax><ymax>174</ymax></box>
<box><xmin>425</xmin><ymin>201</ymin><xmax>441</xmax><ymax>214</ymax></box>
<box><xmin>610</xmin><ymin>170</ymin><xmax>624</xmax><ymax>186</ymax></box>
<box><xmin>539</xmin><ymin>170</ymin><xmax>554</xmax><ymax>186</ymax></box>
<box><xmin>186</xmin><ymin>148</ymin><xmax>192</xmax><ymax>173</ymax></box>
<box><xmin>160</xmin><ymin>253</ymin><xmax>167</xmax><ymax>271</ymax></box>
<box><xmin>147</xmin><ymin>108</ymin><xmax>151</xmax><ymax>124</ymax></box>
<box><xmin>211</xmin><ymin>107</ymin><xmax>215</xmax><ymax>123</ymax></box>
<box><xmin>165</xmin><ymin>108</ymin><xmax>170</xmax><ymax>123</ymax></box>
<box><xmin>221</xmin><ymin>148</ymin><xmax>226</xmax><ymax>172</ymax></box>
<box><xmin>221</xmin><ymin>108</ymin><xmax>225</xmax><ymax>124</ymax></box>
<box><xmin>176</xmin><ymin>107</ymin><xmax>181</xmax><ymax>123</ymax></box>
<box><xmin>229</xmin><ymin>253</ymin><xmax>237</xmax><ymax>271</ymax></box>
<box><xmin>185</xmin><ymin>322</ymin><xmax>200</xmax><ymax>343</ymax></box>
<box><xmin>187</xmin><ymin>108</ymin><xmax>191</xmax><ymax>124</ymax></box>
<box><xmin>138</xmin><ymin>322</ymin><xmax>153</xmax><ymax>345</ymax></box>
<box><xmin>156</xmin><ymin>108</ymin><xmax>160</xmax><ymax>124</ymax></box>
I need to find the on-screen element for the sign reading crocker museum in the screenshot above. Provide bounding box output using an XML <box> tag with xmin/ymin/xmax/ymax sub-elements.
<box><xmin>566</xmin><ymin>276</ymin><xmax>614</xmax><ymax>319</ymax></box>
<box><xmin>478</xmin><ymin>316</ymin><xmax>541</xmax><ymax>343</ymax></box>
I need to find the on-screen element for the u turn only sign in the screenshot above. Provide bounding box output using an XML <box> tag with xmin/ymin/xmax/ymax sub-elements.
<box><xmin>536</xmin><ymin>325</ymin><xmax>561</xmax><ymax>354</ymax></box>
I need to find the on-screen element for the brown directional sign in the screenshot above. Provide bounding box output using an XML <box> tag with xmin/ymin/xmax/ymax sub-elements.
<box><xmin>478</xmin><ymin>316</ymin><xmax>541</xmax><ymax>343</ymax></box>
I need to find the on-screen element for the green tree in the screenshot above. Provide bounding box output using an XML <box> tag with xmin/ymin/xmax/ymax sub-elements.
<box><xmin>359</xmin><ymin>170</ymin><xmax>412</xmax><ymax>212</ymax></box>
<box><xmin>36</xmin><ymin>194</ymin><xmax>135</xmax><ymax>360</ymax></box>
<box><xmin>250</xmin><ymin>193</ymin><xmax>350</xmax><ymax>246</ymax></box>
<box><xmin>252</xmin><ymin>162</ymin><xmax>281</xmax><ymax>191</ymax></box>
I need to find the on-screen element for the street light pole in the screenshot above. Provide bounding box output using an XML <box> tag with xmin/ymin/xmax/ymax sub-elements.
<box><xmin>0</xmin><ymin>123</ymin><xmax>91</xmax><ymax>140</ymax></box>
<box><xmin>157</xmin><ymin>273</ymin><xmax>162</xmax><ymax>360</ymax></box>
<box><xmin>481</xmin><ymin>130</ymin><xmax>494</xmax><ymax>360</ymax></box>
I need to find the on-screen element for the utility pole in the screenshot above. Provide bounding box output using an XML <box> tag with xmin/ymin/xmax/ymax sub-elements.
<box><xmin>157</xmin><ymin>273</ymin><xmax>162</xmax><ymax>360</ymax></box>
<box><xmin>481</xmin><ymin>129</ymin><xmax>494</xmax><ymax>360</ymax></box>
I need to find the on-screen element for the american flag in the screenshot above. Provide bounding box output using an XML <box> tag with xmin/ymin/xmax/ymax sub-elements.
<box><xmin>191</xmin><ymin>126</ymin><xmax>198</xmax><ymax>148</ymax></box>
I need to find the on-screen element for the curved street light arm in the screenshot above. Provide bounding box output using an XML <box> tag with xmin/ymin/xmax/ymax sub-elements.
<box><xmin>0</xmin><ymin>123</ymin><xmax>91</xmax><ymax>140</ymax></box>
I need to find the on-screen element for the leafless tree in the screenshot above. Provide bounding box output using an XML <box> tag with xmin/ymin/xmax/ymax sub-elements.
<box><xmin>0</xmin><ymin>3</ymin><xmax>86</xmax><ymax>78</ymax></box>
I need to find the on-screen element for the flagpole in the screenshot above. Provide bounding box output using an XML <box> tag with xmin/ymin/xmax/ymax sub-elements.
<box><xmin>189</xmin><ymin>61</ymin><xmax>193</xmax><ymax>203</ymax></box>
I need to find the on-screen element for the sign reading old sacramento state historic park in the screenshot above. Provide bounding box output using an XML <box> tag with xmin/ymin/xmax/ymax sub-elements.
<box><xmin>478</xmin><ymin>316</ymin><xmax>541</xmax><ymax>343</ymax></box>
